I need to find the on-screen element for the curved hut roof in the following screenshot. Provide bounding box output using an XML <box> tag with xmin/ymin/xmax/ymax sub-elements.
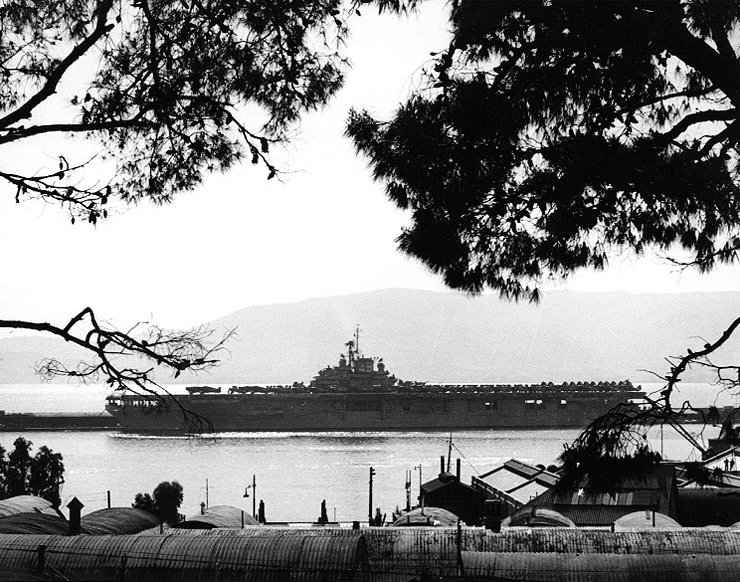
<box><xmin>0</xmin><ymin>496</ymin><xmax>60</xmax><ymax>518</ymax></box>
<box><xmin>0</xmin><ymin>530</ymin><xmax>368</xmax><ymax>581</ymax></box>
<box><xmin>172</xmin><ymin>505</ymin><xmax>259</xmax><ymax>529</ymax></box>
<box><xmin>391</xmin><ymin>507</ymin><xmax>460</xmax><ymax>527</ymax></box>
<box><xmin>502</xmin><ymin>507</ymin><xmax>576</xmax><ymax>528</ymax></box>
<box><xmin>0</xmin><ymin>513</ymin><xmax>71</xmax><ymax>535</ymax></box>
<box><xmin>614</xmin><ymin>511</ymin><xmax>682</xmax><ymax>531</ymax></box>
<box><xmin>81</xmin><ymin>507</ymin><xmax>160</xmax><ymax>535</ymax></box>
<box><xmin>461</xmin><ymin>551</ymin><xmax>740</xmax><ymax>581</ymax></box>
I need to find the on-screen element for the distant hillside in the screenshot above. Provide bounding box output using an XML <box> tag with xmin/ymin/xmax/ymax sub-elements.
<box><xmin>2</xmin><ymin>289</ymin><xmax>738</xmax><ymax>385</ymax></box>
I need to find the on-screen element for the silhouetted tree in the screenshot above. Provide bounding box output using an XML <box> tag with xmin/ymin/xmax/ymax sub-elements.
<box><xmin>153</xmin><ymin>480</ymin><xmax>184</xmax><ymax>525</ymax></box>
<box><xmin>0</xmin><ymin>0</ymin><xmax>357</xmax><ymax>425</ymax></box>
<box><xmin>348</xmin><ymin>0</ymin><xmax>740</xmax><ymax>301</ymax></box>
<box><xmin>1</xmin><ymin>0</ymin><xmax>351</xmax><ymax>217</ymax></box>
<box><xmin>133</xmin><ymin>481</ymin><xmax>183</xmax><ymax>525</ymax></box>
<box><xmin>4</xmin><ymin>437</ymin><xmax>33</xmax><ymax>498</ymax></box>
<box><xmin>0</xmin><ymin>438</ymin><xmax>65</xmax><ymax>508</ymax></box>
<box><xmin>346</xmin><ymin>0</ymin><xmax>740</xmax><ymax>489</ymax></box>
<box><xmin>132</xmin><ymin>492</ymin><xmax>155</xmax><ymax>513</ymax></box>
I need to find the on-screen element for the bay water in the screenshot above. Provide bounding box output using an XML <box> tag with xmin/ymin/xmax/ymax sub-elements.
<box><xmin>0</xmin><ymin>382</ymin><xmax>734</xmax><ymax>523</ymax></box>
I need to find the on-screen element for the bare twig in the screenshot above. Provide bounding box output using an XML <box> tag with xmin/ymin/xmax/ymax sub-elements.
<box><xmin>559</xmin><ymin>314</ymin><xmax>740</xmax><ymax>492</ymax></box>
<box><xmin>0</xmin><ymin>309</ymin><xmax>235</xmax><ymax>433</ymax></box>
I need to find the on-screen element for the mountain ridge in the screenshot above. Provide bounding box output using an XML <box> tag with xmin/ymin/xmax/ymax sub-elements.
<box><xmin>1</xmin><ymin>288</ymin><xmax>738</xmax><ymax>384</ymax></box>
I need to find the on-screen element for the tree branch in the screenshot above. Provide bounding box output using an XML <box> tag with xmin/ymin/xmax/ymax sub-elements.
<box><xmin>662</xmin><ymin>19</ymin><xmax>740</xmax><ymax>109</ymax></box>
<box><xmin>0</xmin><ymin>0</ymin><xmax>116</xmax><ymax>130</ymax></box>
<box><xmin>656</xmin><ymin>108</ymin><xmax>737</xmax><ymax>144</ymax></box>
<box><xmin>613</xmin><ymin>85</ymin><xmax>718</xmax><ymax>118</ymax></box>
<box><xmin>559</xmin><ymin>313</ymin><xmax>740</xmax><ymax>493</ymax></box>
<box><xmin>0</xmin><ymin>309</ymin><xmax>235</xmax><ymax>433</ymax></box>
<box><xmin>0</xmin><ymin>117</ymin><xmax>149</xmax><ymax>145</ymax></box>
<box><xmin>659</xmin><ymin>315</ymin><xmax>740</xmax><ymax>408</ymax></box>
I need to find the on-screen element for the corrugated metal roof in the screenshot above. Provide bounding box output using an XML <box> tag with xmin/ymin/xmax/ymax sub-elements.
<box><xmin>0</xmin><ymin>513</ymin><xmax>71</xmax><ymax>535</ymax></box>
<box><xmin>461</xmin><ymin>551</ymin><xmax>740</xmax><ymax>581</ymax></box>
<box><xmin>362</xmin><ymin>527</ymin><xmax>464</xmax><ymax>579</ymax></box>
<box><xmin>502</xmin><ymin>508</ymin><xmax>576</xmax><ymax>528</ymax></box>
<box><xmin>359</xmin><ymin>529</ymin><xmax>740</xmax><ymax>580</ymax></box>
<box><xmin>0</xmin><ymin>534</ymin><xmax>54</xmax><ymax>575</ymax></box>
<box><xmin>0</xmin><ymin>496</ymin><xmax>60</xmax><ymax>518</ymax></box>
<box><xmin>391</xmin><ymin>507</ymin><xmax>459</xmax><ymax>527</ymax></box>
<box><xmin>28</xmin><ymin>527</ymin><xmax>739</xmax><ymax>581</ymax></box>
<box><xmin>173</xmin><ymin>504</ymin><xmax>259</xmax><ymax>529</ymax></box>
<box><xmin>81</xmin><ymin>507</ymin><xmax>160</xmax><ymax>535</ymax></box>
<box><xmin>0</xmin><ymin>531</ymin><xmax>368</xmax><ymax>581</ymax></box>
<box><xmin>136</xmin><ymin>527</ymin><xmax>740</xmax><ymax>555</ymax></box>
<box><xmin>553</xmin><ymin>505</ymin><xmax>644</xmax><ymax>526</ymax></box>
<box><xmin>474</xmin><ymin>529</ymin><xmax>740</xmax><ymax>554</ymax></box>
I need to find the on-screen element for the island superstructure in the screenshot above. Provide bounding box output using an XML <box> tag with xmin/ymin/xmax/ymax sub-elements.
<box><xmin>105</xmin><ymin>330</ymin><xmax>643</xmax><ymax>433</ymax></box>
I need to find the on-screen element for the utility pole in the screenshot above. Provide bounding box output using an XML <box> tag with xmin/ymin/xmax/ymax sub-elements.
<box><xmin>447</xmin><ymin>433</ymin><xmax>453</xmax><ymax>473</ymax></box>
<box><xmin>243</xmin><ymin>476</ymin><xmax>257</xmax><ymax>518</ymax></box>
<box><xmin>405</xmin><ymin>470</ymin><xmax>412</xmax><ymax>512</ymax></box>
<box><xmin>456</xmin><ymin>519</ymin><xmax>465</xmax><ymax>576</ymax></box>
<box><xmin>369</xmin><ymin>466</ymin><xmax>376</xmax><ymax>526</ymax></box>
<box><xmin>206</xmin><ymin>479</ymin><xmax>209</xmax><ymax>509</ymax></box>
<box><xmin>415</xmin><ymin>464</ymin><xmax>423</xmax><ymax>511</ymax></box>
<box><xmin>252</xmin><ymin>474</ymin><xmax>256</xmax><ymax>519</ymax></box>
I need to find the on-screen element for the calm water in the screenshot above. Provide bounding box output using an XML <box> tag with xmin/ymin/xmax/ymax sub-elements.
<box><xmin>0</xmin><ymin>383</ymin><xmax>733</xmax><ymax>522</ymax></box>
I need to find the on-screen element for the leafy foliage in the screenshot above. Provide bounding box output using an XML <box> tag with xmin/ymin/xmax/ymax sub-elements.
<box><xmin>558</xmin><ymin>428</ymin><xmax>662</xmax><ymax>494</ymax></box>
<box><xmin>133</xmin><ymin>480</ymin><xmax>183</xmax><ymax>525</ymax></box>
<box><xmin>348</xmin><ymin>0</ymin><xmax>740</xmax><ymax>300</ymax></box>
<box><xmin>132</xmin><ymin>492</ymin><xmax>155</xmax><ymax>513</ymax></box>
<box><xmin>0</xmin><ymin>437</ymin><xmax>65</xmax><ymax>507</ymax></box>
<box><xmin>0</xmin><ymin>0</ymin><xmax>350</xmax><ymax>220</ymax></box>
<box><xmin>152</xmin><ymin>480</ymin><xmax>184</xmax><ymax>525</ymax></box>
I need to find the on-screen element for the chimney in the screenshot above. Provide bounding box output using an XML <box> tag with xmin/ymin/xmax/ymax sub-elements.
<box><xmin>66</xmin><ymin>497</ymin><xmax>84</xmax><ymax>536</ymax></box>
<box><xmin>258</xmin><ymin>500</ymin><xmax>266</xmax><ymax>524</ymax></box>
<box><xmin>440</xmin><ymin>456</ymin><xmax>445</xmax><ymax>474</ymax></box>
<box><xmin>456</xmin><ymin>458</ymin><xmax>461</xmax><ymax>480</ymax></box>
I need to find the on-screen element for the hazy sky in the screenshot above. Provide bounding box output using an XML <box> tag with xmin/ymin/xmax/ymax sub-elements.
<box><xmin>1</xmin><ymin>2</ymin><xmax>740</xmax><ymax>332</ymax></box>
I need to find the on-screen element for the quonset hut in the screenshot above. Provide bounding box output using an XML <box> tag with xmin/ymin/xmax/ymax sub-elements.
<box><xmin>81</xmin><ymin>508</ymin><xmax>161</xmax><ymax>535</ymax></box>
<box><xmin>2</xmin><ymin>527</ymin><xmax>740</xmax><ymax>581</ymax></box>
<box><xmin>0</xmin><ymin>529</ymin><xmax>368</xmax><ymax>581</ymax></box>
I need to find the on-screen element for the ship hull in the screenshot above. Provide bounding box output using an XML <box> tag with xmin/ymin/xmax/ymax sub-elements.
<box><xmin>106</xmin><ymin>390</ymin><xmax>633</xmax><ymax>433</ymax></box>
